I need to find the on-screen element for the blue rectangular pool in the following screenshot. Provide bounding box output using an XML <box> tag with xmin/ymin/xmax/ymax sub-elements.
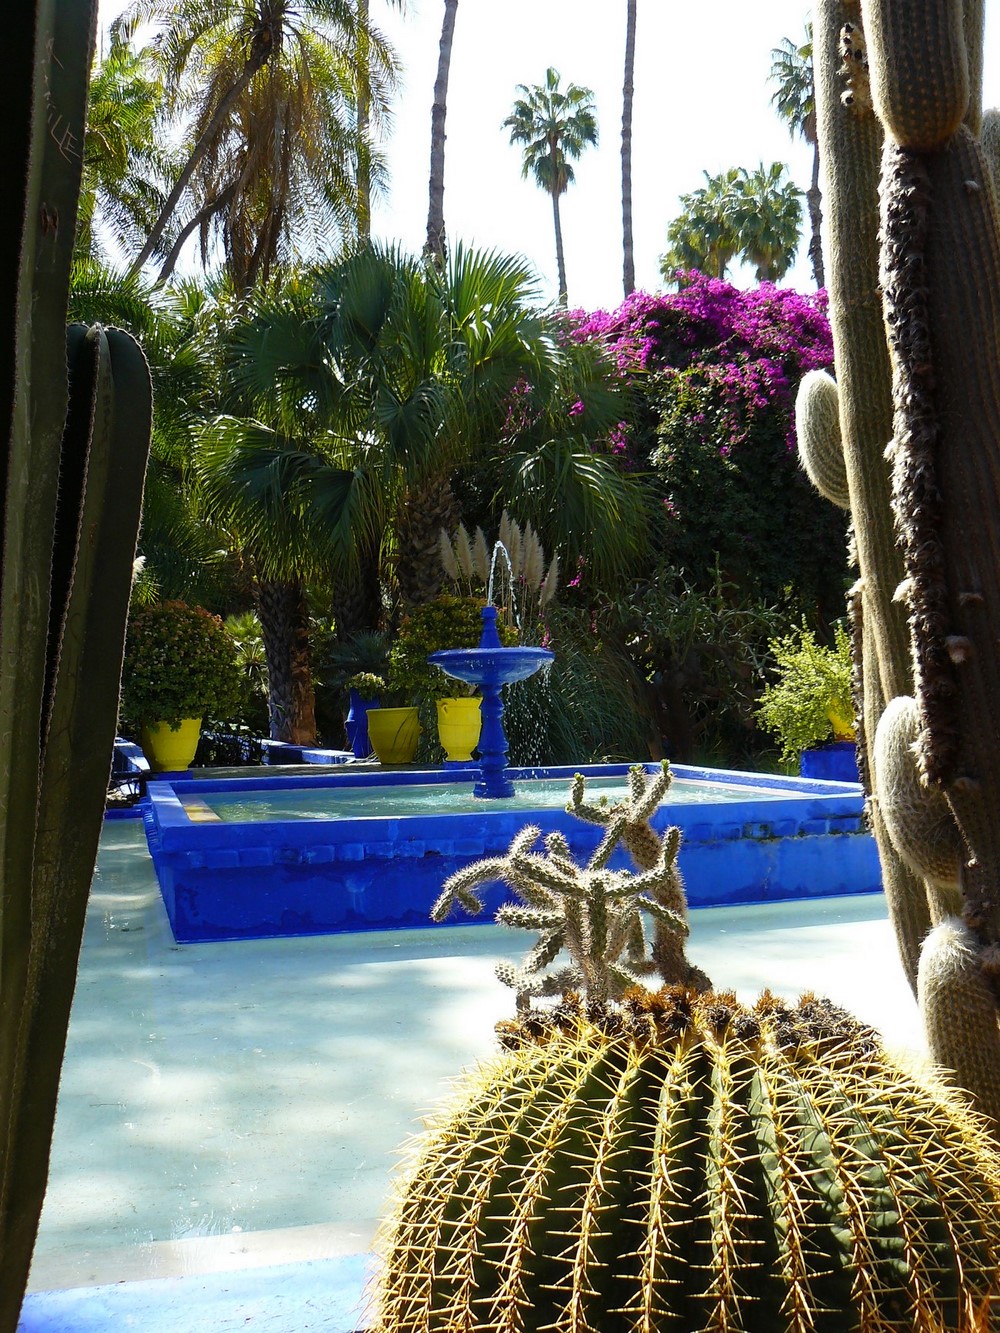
<box><xmin>140</xmin><ymin>763</ymin><xmax>881</xmax><ymax>943</ymax></box>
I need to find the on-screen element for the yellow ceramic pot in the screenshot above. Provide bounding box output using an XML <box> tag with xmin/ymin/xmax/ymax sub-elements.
<box><xmin>436</xmin><ymin>697</ymin><xmax>482</xmax><ymax>762</ymax></box>
<box><xmin>826</xmin><ymin>704</ymin><xmax>856</xmax><ymax>743</ymax></box>
<box><xmin>139</xmin><ymin>717</ymin><xmax>203</xmax><ymax>772</ymax></box>
<box><xmin>367</xmin><ymin>706</ymin><xmax>421</xmax><ymax>764</ymax></box>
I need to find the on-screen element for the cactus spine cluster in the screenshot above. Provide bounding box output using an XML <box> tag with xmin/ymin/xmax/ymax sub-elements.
<box><xmin>801</xmin><ymin>0</ymin><xmax>1000</xmax><ymax>1133</ymax></box>
<box><xmin>0</xmin><ymin>4</ymin><xmax>153</xmax><ymax>1325</ymax></box>
<box><xmin>375</xmin><ymin>767</ymin><xmax>1000</xmax><ymax>1332</ymax></box>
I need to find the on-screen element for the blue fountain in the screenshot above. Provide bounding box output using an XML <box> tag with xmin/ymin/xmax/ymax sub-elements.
<box><xmin>428</xmin><ymin>606</ymin><xmax>553</xmax><ymax>798</ymax></box>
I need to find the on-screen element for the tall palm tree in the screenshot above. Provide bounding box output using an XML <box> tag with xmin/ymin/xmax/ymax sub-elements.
<box><xmin>425</xmin><ymin>0</ymin><xmax>459</xmax><ymax>263</ymax></box>
<box><xmin>729</xmin><ymin>162</ymin><xmax>803</xmax><ymax>282</ymax></box>
<box><xmin>115</xmin><ymin>0</ymin><xmax>396</xmax><ymax>285</ymax></box>
<box><xmin>354</xmin><ymin>0</ymin><xmax>404</xmax><ymax>242</ymax></box>
<box><xmin>621</xmin><ymin>0</ymin><xmax>637</xmax><ymax>295</ymax></box>
<box><xmin>769</xmin><ymin>26</ymin><xmax>823</xmax><ymax>286</ymax></box>
<box><xmin>77</xmin><ymin>35</ymin><xmax>173</xmax><ymax>263</ymax></box>
<box><xmin>504</xmin><ymin>68</ymin><xmax>598</xmax><ymax>305</ymax></box>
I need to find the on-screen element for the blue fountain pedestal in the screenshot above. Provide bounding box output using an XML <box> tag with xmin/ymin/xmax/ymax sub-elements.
<box><xmin>428</xmin><ymin>606</ymin><xmax>553</xmax><ymax>800</ymax></box>
<box><xmin>476</xmin><ymin>679</ymin><xmax>515</xmax><ymax>798</ymax></box>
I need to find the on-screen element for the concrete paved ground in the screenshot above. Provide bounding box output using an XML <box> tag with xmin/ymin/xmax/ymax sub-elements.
<box><xmin>21</xmin><ymin>818</ymin><xmax>919</xmax><ymax>1328</ymax></box>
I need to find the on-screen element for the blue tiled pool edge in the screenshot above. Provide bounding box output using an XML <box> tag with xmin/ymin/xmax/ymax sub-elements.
<box><xmin>141</xmin><ymin>764</ymin><xmax>882</xmax><ymax>943</ymax></box>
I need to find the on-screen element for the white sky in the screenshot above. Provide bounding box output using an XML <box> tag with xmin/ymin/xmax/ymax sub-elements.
<box><xmin>99</xmin><ymin>0</ymin><xmax>1000</xmax><ymax>311</ymax></box>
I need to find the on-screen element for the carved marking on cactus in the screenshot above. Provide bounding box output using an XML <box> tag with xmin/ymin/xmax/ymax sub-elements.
<box><xmin>880</xmin><ymin>142</ymin><xmax>959</xmax><ymax>785</ymax></box>
<box><xmin>946</xmin><ymin>636</ymin><xmax>974</xmax><ymax>665</ymax></box>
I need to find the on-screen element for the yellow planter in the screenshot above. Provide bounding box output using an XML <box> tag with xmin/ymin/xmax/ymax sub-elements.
<box><xmin>139</xmin><ymin>717</ymin><xmax>203</xmax><ymax>772</ymax></box>
<box><xmin>367</xmin><ymin>707</ymin><xmax>421</xmax><ymax>764</ymax></box>
<box><xmin>436</xmin><ymin>697</ymin><xmax>482</xmax><ymax>763</ymax></box>
<box><xmin>826</xmin><ymin>704</ymin><xmax>856</xmax><ymax>743</ymax></box>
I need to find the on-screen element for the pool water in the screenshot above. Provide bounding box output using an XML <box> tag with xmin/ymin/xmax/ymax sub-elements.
<box><xmin>202</xmin><ymin>776</ymin><xmax>794</xmax><ymax>823</ymax></box>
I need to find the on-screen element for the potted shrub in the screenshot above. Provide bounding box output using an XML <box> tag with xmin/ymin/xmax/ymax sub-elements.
<box><xmin>387</xmin><ymin>595</ymin><xmax>517</xmax><ymax>764</ymax></box>
<box><xmin>757</xmin><ymin>622</ymin><xmax>857</xmax><ymax>780</ymax></box>
<box><xmin>344</xmin><ymin>671</ymin><xmax>383</xmax><ymax>759</ymax></box>
<box><xmin>121</xmin><ymin>601</ymin><xmax>242</xmax><ymax>771</ymax></box>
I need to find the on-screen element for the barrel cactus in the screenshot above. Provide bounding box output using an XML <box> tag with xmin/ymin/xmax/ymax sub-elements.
<box><xmin>372</xmin><ymin>767</ymin><xmax>1000</xmax><ymax>1332</ymax></box>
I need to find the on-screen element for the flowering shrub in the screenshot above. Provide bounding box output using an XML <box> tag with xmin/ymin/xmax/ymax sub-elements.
<box><xmin>120</xmin><ymin>601</ymin><xmax>242</xmax><ymax>730</ymax></box>
<box><xmin>566</xmin><ymin>274</ymin><xmax>846</xmax><ymax>610</ymax></box>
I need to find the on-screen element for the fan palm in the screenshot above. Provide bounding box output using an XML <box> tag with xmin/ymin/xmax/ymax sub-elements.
<box><xmin>769</xmin><ymin>26</ymin><xmax>822</xmax><ymax>286</ymax></box>
<box><xmin>115</xmin><ymin>0</ymin><xmax>397</xmax><ymax>287</ymax></box>
<box><xmin>660</xmin><ymin>163</ymin><xmax>801</xmax><ymax>286</ymax></box>
<box><xmin>504</xmin><ymin>68</ymin><xmax>598</xmax><ymax>304</ymax></box>
<box><xmin>729</xmin><ymin>162</ymin><xmax>803</xmax><ymax>282</ymax></box>
<box><xmin>193</xmin><ymin>273</ymin><xmax>364</xmax><ymax>741</ymax></box>
<box><xmin>660</xmin><ymin>169</ymin><xmax>742</xmax><ymax>284</ymax></box>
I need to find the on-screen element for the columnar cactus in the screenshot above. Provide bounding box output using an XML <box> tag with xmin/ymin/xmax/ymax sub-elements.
<box><xmin>801</xmin><ymin>0</ymin><xmax>1000</xmax><ymax>1134</ymax></box>
<box><xmin>0</xmin><ymin>4</ymin><xmax>152</xmax><ymax>1326</ymax></box>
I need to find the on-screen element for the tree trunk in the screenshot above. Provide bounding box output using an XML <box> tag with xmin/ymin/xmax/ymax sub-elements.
<box><xmin>807</xmin><ymin>140</ymin><xmax>824</xmax><ymax>288</ymax></box>
<box><xmin>621</xmin><ymin>0</ymin><xmax>637</xmax><ymax>295</ymax></box>
<box><xmin>425</xmin><ymin>0</ymin><xmax>459</xmax><ymax>264</ymax></box>
<box><xmin>552</xmin><ymin>189</ymin><xmax>568</xmax><ymax>305</ymax></box>
<box><xmin>330</xmin><ymin>538</ymin><xmax>383</xmax><ymax>635</ymax></box>
<box><xmin>395</xmin><ymin>473</ymin><xmax>461</xmax><ymax>606</ymax></box>
<box><xmin>356</xmin><ymin>0</ymin><xmax>371</xmax><ymax>240</ymax></box>
<box><xmin>256</xmin><ymin>578</ymin><xmax>317</xmax><ymax>744</ymax></box>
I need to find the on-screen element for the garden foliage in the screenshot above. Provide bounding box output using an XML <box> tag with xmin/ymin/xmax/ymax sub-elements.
<box><xmin>568</xmin><ymin>273</ymin><xmax>848</xmax><ymax>615</ymax></box>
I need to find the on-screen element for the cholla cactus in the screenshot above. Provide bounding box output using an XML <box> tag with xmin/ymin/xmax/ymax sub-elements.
<box><xmin>432</xmin><ymin>762</ymin><xmax>709</xmax><ymax>1009</ymax></box>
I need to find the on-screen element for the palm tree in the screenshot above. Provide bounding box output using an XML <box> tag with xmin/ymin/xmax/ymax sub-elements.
<box><xmin>77</xmin><ymin>35</ymin><xmax>173</xmax><ymax>263</ymax></box>
<box><xmin>729</xmin><ymin>162</ymin><xmax>802</xmax><ymax>282</ymax></box>
<box><xmin>354</xmin><ymin>0</ymin><xmax>404</xmax><ymax>242</ymax></box>
<box><xmin>621</xmin><ymin>0</ymin><xmax>637</xmax><ymax>295</ymax></box>
<box><xmin>504</xmin><ymin>68</ymin><xmax>598</xmax><ymax>305</ymax></box>
<box><xmin>769</xmin><ymin>26</ymin><xmax>823</xmax><ymax>286</ymax></box>
<box><xmin>659</xmin><ymin>163</ymin><xmax>801</xmax><ymax>286</ymax></box>
<box><xmin>426</xmin><ymin>0</ymin><xmax>459</xmax><ymax>262</ymax></box>
<box><xmin>660</xmin><ymin>169</ymin><xmax>742</xmax><ymax>283</ymax></box>
<box><xmin>115</xmin><ymin>0</ymin><xmax>396</xmax><ymax>286</ymax></box>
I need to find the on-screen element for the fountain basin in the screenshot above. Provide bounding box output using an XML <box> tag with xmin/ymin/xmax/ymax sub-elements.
<box><xmin>140</xmin><ymin>764</ymin><xmax>881</xmax><ymax>943</ymax></box>
<box><xmin>428</xmin><ymin>645</ymin><xmax>553</xmax><ymax>687</ymax></box>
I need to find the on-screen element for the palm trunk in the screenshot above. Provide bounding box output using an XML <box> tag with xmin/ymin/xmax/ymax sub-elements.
<box><xmin>426</xmin><ymin>0</ymin><xmax>459</xmax><ymax>263</ymax></box>
<box><xmin>621</xmin><ymin>0</ymin><xmax>637</xmax><ymax>295</ymax></box>
<box><xmin>552</xmin><ymin>189</ymin><xmax>568</xmax><ymax>305</ymax></box>
<box><xmin>356</xmin><ymin>0</ymin><xmax>372</xmax><ymax>240</ymax></box>
<box><xmin>807</xmin><ymin>140</ymin><xmax>824</xmax><ymax>288</ymax></box>
<box><xmin>256</xmin><ymin>577</ymin><xmax>317</xmax><ymax>744</ymax></box>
